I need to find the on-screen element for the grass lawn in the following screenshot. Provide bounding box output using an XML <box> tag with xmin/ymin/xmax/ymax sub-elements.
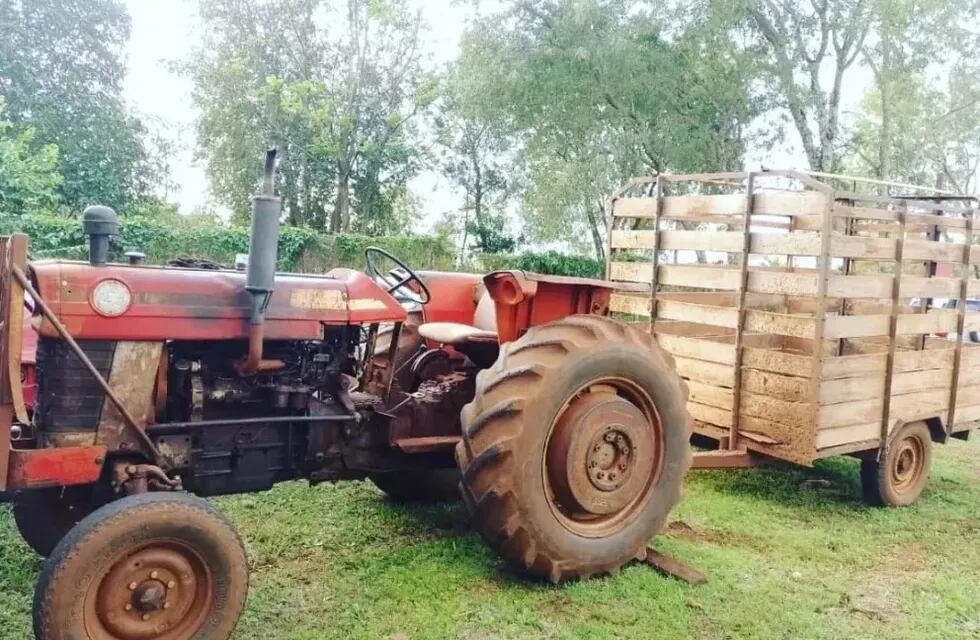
<box><xmin>2</xmin><ymin>437</ymin><xmax>979</xmax><ymax>639</ymax></box>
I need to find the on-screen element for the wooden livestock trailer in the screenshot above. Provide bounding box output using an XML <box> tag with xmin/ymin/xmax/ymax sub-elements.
<box><xmin>605</xmin><ymin>170</ymin><xmax>980</xmax><ymax>505</ymax></box>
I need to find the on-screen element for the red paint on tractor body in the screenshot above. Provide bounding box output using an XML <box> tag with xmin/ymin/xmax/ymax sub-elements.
<box><xmin>29</xmin><ymin>261</ymin><xmax>405</xmax><ymax>341</ymax></box>
<box><xmin>6</xmin><ymin>445</ymin><xmax>106</xmax><ymax>489</ymax></box>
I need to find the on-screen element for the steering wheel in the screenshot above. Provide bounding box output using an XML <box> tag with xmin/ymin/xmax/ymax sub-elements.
<box><xmin>364</xmin><ymin>246</ymin><xmax>431</xmax><ymax>305</ymax></box>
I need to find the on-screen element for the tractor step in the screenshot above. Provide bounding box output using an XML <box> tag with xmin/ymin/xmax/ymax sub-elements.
<box><xmin>394</xmin><ymin>435</ymin><xmax>461</xmax><ymax>454</ymax></box>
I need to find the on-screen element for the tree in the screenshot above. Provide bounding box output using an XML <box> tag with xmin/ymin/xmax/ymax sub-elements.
<box><xmin>457</xmin><ymin>0</ymin><xmax>758</xmax><ymax>260</ymax></box>
<box><xmin>0</xmin><ymin>101</ymin><xmax>62</xmax><ymax>218</ymax></box>
<box><xmin>0</xmin><ymin>0</ymin><xmax>162</xmax><ymax>210</ymax></box>
<box><xmin>189</xmin><ymin>0</ymin><xmax>434</xmax><ymax>233</ymax></box>
<box><xmin>738</xmin><ymin>0</ymin><xmax>872</xmax><ymax>173</ymax></box>
<box><xmin>433</xmin><ymin>75</ymin><xmax>518</xmax><ymax>260</ymax></box>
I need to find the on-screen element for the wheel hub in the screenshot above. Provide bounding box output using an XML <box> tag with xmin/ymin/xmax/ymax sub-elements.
<box><xmin>94</xmin><ymin>544</ymin><xmax>210</xmax><ymax>639</ymax></box>
<box><xmin>891</xmin><ymin>437</ymin><xmax>923</xmax><ymax>492</ymax></box>
<box><xmin>547</xmin><ymin>387</ymin><xmax>656</xmax><ymax>517</ymax></box>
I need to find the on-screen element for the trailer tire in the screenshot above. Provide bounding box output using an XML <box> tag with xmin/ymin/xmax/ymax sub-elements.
<box><xmin>457</xmin><ymin>315</ymin><xmax>691</xmax><ymax>582</ymax></box>
<box><xmin>861</xmin><ymin>421</ymin><xmax>932</xmax><ymax>507</ymax></box>
<box><xmin>34</xmin><ymin>492</ymin><xmax>248</xmax><ymax>640</ymax></box>
<box><xmin>369</xmin><ymin>469</ymin><xmax>460</xmax><ymax>503</ymax></box>
<box><xmin>13</xmin><ymin>488</ymin><xmax>95</xmax><ymax>557</ymax></box>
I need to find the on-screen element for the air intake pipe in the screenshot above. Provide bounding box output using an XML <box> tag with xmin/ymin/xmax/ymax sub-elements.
<box><xmin>240</xmin><ymin>149</ymin><xmax>282</xmax><ymax>374</ymax></box>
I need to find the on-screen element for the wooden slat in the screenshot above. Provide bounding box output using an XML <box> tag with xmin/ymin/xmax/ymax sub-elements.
<box><xmin>688</xmin><ymin>402</ymin><xmax>733</xmax><ymax>428</ymax></box>
<box><xmin>675</xmin><ymin>357</ymin><xmax>735</xmax><ymax>387</ymax></box>
<box><xmin>820</xmin><ymin>375</ymin><xmax>886</xmax><ymax>404</ymax></box>
<box><xmin>609</xmin><ymin>262</ymin><xmax>654</xmax><ymax>284</ymax></box>
<box><xmin>816</xmin><ymin>423</ymin><xmax>880</xmax><ymax>449</ymax></box>
<box><xmin>896</xmin><ymin>310</ymin><xmax>958</xmax><ymax>335</ymax></box>
<box><xmin>824</xmin><ymin>315</ymin><xmax>889</xmax><ymax>339</ymax></box>
<box><xmin>610</xmin><ymin>293</ymin><xmax>650</xmax><ymax>316</ymax></box>
<box><xmin>744</xmin><ymin>310</ymin><xmax>814</xmax><ymax>338</ymax></box>
<box><xmin>899</xmin><ymin>276</ymin><xmax>961</xmax><ymax>299</ymax></box>
<box><xmin>819</xmin><ymin>398</ymin><xmax>884</xmax><ymax>429</ymax></box>
<box><xmin>742</xmin><ymin>369</ymin><xmax>809</xmax><ymax>402</ymax></box>
<box><xmin>655</xmin><ymin>333</ymin><xmax>736</xmax><ymax>365</ymax></box>
<box><xmin>658</xmin><ymin>230</ymin><xmax>743</xmax><ymax>252</ymax></box>
<box><xmin>610</xmin><ymin>230</ymin><xmax>657</xmax><ymax>249</ymax></box>
<box><xmin>743</xmin><ymin>347</ymin><xmax>813</xmax><ymax>377</ymax></box>
<box><xmin>659</xmin><ymin>265</ymin><xmax>740</xmax><ymax>290</ymax></box>
<box><xmin>905</xmin><ymin>239</ymin><xmax>966</xmax><ymax>263</ymax></box>
<box><xmin>662</xmin><ymin>194</ymin><xmax>747</xmax><ymax>217</ymax></box>
<box><xmin>890</xmin><ymin>388</ymin><xmax>951</xmax><ymax>421</ymax></box>
<box><xmin>686</xmin><ymin>381</ymin><xmax>733</xmax><ymax>410</ymax></box>
<box><xmin>656</xmin><ymin>300</ymin><xmax>738</xmax><ymax>328</ymax></box>
<box><xmin>895</xmin><ymin>347</ymin><xmax>955</xmax><ymax>371</ymax></box>
<box><xmin>754</xmin><ymin>192</ymin><xmax>828</xmax><ymax>217</ymax></box>
<box><xmin>821</xmin><ymin>353</ymin><xmax>887</xmax><ymax>379</ymax></box>
<box><xmin>740</xmin><ymin>392</ymin><xmax>812</xmax><ymax>428</ymax></box>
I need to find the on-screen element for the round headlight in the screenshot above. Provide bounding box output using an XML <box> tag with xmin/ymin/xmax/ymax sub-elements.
<box><xmin>91</xmin><ymin>279</ymin><xmax>132</xmax><ymax>317</ymax></box>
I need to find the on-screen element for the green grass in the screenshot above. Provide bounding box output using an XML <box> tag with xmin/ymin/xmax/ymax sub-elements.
<box><xmin>3</xmin><ymin>438</ymin><xmax>980</xmax><ymax>639</ymax></box>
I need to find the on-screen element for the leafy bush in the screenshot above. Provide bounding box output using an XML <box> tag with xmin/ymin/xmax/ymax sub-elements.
<box><xmin>480</xmin><ymin>250</ymin><xmax>603</xmax><ymax>278</ymax></box>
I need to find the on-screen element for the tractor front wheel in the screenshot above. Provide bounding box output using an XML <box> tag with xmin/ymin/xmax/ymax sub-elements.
<box><xmin>34</xmin><ymin>492</ymin><xmax>248</xmax><ymax>640</ymax></box>
<box><xmin>457</xmin><ymin>315</ymin><xmax>692</xmax><ymax>582</ymax></box>
<box><xmin>13</xmin><ymin>487</ymin><xmax>96</xmax><ymax>557</ymax></box>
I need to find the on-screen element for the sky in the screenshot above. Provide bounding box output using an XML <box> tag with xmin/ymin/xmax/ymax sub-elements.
<box><xmin>121</xmin><ymin>0</ymin><xmax>844</xmax><ymax>227</ymax></box>
<box><xmin>121</xmin><ymin>0</ymin><xmax>495</xmax><ymax>225</ymax></box>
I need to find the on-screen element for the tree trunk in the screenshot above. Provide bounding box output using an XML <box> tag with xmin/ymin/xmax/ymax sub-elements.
<box><xmin>332</xmin><ymin>166</ymin><xmax>350</xmax><ymax>233</ymax></box>
<box><xmin>586</xmin><ymin>203</ymin><xmax>605</xmax><ymax>263</ymax></box>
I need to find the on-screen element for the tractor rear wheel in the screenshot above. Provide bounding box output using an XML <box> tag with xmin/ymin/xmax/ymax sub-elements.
<box><xmin>34</xmin><ymin>492</ymin><xmax>248</xmax><ymax>640</ymax></box>
<box><xmin>13</xmin><ymin>487</ymin><xmax>95</xmax><ymax>557</ymax></box>
<box><xmin>456</xmin><ymin>315</ymin><xmax>691</xmax><ymax>582</ymax></box>
<box><xmin>369</xmin><ymin>469</ymin><xmax>460</xmax><ymax>503</ymax></box>
<box><xmin>861</xmin><ymin>421</ymin><xmax>932</xmax><ymax>507</ymax></box>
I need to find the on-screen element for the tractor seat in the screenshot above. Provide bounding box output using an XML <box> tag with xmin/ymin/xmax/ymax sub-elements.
<box><xmin>418</xmin><ymin>290</ymin><xmax>497</xmax><ymax>346</ymax></box>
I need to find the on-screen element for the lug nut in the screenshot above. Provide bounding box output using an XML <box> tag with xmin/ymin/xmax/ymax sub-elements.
<box><xmin>150</xmin><ymin>571</ymin><xmax>159</xmax><ymax>579</ymax></box>
<box><xmin>124</xmin><ymin>604</ymin><xmax>133</xmax><ymax>611</ymax></box>
<box><xmin>163</xmin><ymin>602</ymin><xmax>171</xmax><ymax>610</ymax></box>
<box><xmin>167</xmin><ymin>581</ymin><xmax>176</xmax><ymax>589</ymax></box>
<box><xmin>604</xmin><ymin>433</ymin><xmax>616</xmax><ymax>442</ymax></box>
<box><xmin>128</xmin><ymin>582</ymin><xmax>138</xmax><ymax>591</ymax></box>
<box><xmin>142</xmin><ymin>613</ymin><xmax>151</xmax><ymax>621</ymax></box>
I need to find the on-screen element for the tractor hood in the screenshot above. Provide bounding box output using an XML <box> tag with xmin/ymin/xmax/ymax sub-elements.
<box><xmin>29</xmin><ymin>261</ymin><xmax>406</xmax><ymax>341</ymax></box>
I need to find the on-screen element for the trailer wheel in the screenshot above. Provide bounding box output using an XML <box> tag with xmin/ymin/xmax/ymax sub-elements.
<box><xmin>34</xmin><ymin>492</ymin><xmax>248</xmax><ymax>640</ymax></box>
<box><xmin>13</xmin><ymin>488</ymin><xmax>95</xmax><ymax>557</ymax></box>
<box><xmin>457</xmin><ymin>315</ymin><xmax>691</xmax><ymax>582</ymax></box>
<box><xmin>861</xmin><ymin>421</ymin><xmax>932</xmax><ymax>507</ymax></box>
<box><xmin>369</xmin><ymin>469</ymin><xmax>460</xmax><ymax>503</ymax></box>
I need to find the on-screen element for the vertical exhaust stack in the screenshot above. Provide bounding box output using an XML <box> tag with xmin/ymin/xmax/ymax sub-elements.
<box><xmin>242</xmin><ymin>149</ymin><xmax>282</xmax><ymax>374</ymax></box>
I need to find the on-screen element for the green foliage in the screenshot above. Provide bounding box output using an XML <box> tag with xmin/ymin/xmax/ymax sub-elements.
<box><xmin>0</xmin><ymin>212</ymin><xmax>456</xmax><ymax>273</ymax></box>
<box><xmin>479</xmin><ymin>250</ymin><xmax>603</xmax><ymax>278</ymax></box>
<box><xmin>457</xmin><ymin>0</ymin><xmax>757</xmax><ymax>259</ymax></box>
<box><xmin>0</xmin><ymin>102</ymin><xmax>63</xmax><ymax>217</ymax></box>
<box><xmin>0</xmin><ymin>0</ymin><xmax>166</xmax><ymax>210</ymax></box>
<box><xmin>188</xmin><ymin>0</ymin><xmax>434</xmax><ymax>233</ymax></box>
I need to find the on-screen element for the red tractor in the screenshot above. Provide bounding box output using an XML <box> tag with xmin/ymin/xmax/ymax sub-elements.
<box><xmin>0</xmin><ymin>152</ymin><xmax>691</xmax><ymax>640</ymax></box>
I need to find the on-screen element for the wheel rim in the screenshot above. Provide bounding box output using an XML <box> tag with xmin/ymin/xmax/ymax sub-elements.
<box><xmin>85</xmin><ymin>539</ymin><xmax>213</xmax><ymax>640</ymax></box>
<box><xmin>543</xmin><ymin>378</ymin><xmax>664</xmax><ymax>538</ymax></box>
<box><xmin>890</xmin><ymin>434</ymin><xmax>925</xmax><ymax>494</ymax></box>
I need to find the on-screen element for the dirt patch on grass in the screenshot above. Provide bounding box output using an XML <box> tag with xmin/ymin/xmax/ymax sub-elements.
<box><xmin>663</xmin><ymin>520</ymin><xmax>767</xmax><ymax>551</ymax></box>
<box><xmin>820</xmin><ymin>546</ymin><xmax>929</xmax><ymax>625</ymax></box>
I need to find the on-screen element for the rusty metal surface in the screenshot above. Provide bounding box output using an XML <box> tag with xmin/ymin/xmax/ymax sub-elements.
<box><xmin>6</xmin><ymin>445</ymin><xmax>106</xmax><ymax>489</ymax></box>
<box><xmin>96</xmin><ymin>340</ymin><xmax>163</xmax><ymax>451</ymax></box>
<box><xmin>93</xmin><ymin>538</ymin><xmax>212</xmax><ymax>637</ymax></box>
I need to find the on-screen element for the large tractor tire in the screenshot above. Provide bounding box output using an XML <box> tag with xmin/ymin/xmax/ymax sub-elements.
<box><xmin>861</xmin><ymin>421</ymin><xmax>932</xmax><ymax>507</ymax></box>
<box><xmin>456</xmin><ymin>315</ymin><xmax>692</xmax><ymax>582</ymax></box>
<box><xmin>369</xmin><ymin>469</ymin><xmax>461</xmax><ymax>503</ymax></box>
<box><xmin>13</xmin><ymin>487</ymin><xmax>95</xmax><ymax>557</ymax></box>
<box><xmin>34</xmin><ymin>492</ymin><xmax>248</xmax><ymax>640</ymax></box>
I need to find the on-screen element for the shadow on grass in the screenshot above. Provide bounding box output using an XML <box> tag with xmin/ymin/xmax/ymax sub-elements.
<box><xmin>688</xmin><ymin>454</ymin><xmax>868</xmax><ymax>511</ymax></box>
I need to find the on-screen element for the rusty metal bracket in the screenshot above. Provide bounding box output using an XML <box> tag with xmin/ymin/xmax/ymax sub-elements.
<box><xmin>641</xmin><ymin>547</ymin><xmax>707</xmax><ymax>585</ymax></box>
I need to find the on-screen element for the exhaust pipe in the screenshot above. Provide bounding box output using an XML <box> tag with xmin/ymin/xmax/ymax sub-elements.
<box><xmin>241</xmin><ymin>149</ymin><xmax>282</xmax><ymax>374</ymax></box>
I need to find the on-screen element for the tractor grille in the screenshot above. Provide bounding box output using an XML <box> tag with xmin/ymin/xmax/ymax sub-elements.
<box><xmin>36</xmin><ymin>338</ymin><xmax>116</xmax><ymax>432</ymax></box>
